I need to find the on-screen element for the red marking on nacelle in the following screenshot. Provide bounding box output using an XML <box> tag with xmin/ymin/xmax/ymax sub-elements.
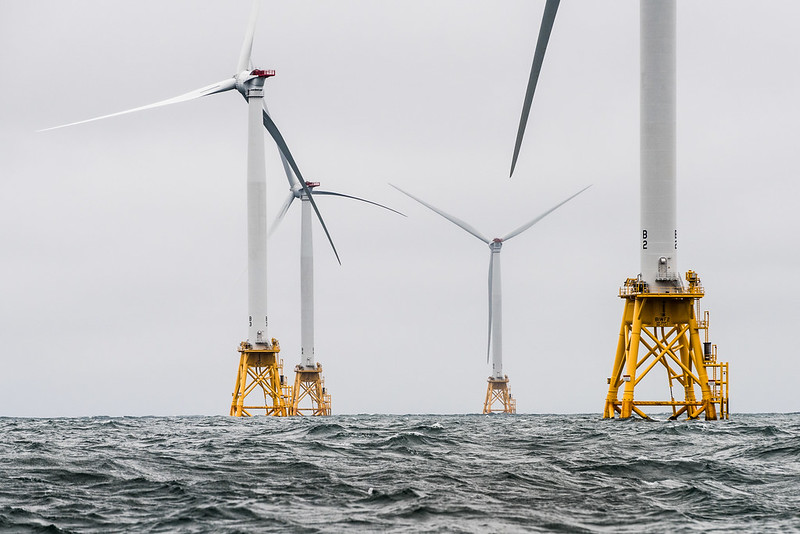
<box><xmin>493</xmin><ymin>238</ymin><xmax>503</xmax><ymax>243</ymax></box>
<box><xmin>251</xmin><ymin>69</ymin><xmax>276</xmax><ymax>78</ymax></box>
<box><xmin>306</xmin><ymin>182</ymin><xmax>320</xmax><ymax>189</ymax></box>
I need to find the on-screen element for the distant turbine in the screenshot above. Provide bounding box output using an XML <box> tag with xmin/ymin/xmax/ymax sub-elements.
<box><xmin>392</xmin><ymin>184</ymin><xmax>589</xmax><ymax>406</ymax></box>
<box><xmin>269</xmin><ymin>161</ymin><xmax>403</xmax><ymax>371</ymax></box>
<box><xmin>40</xmin><ymin>0</ymin><xmax>336</xmax><ymax>348</ymax></box>
<box><xmin>510</xmin><ymin>0</ymin><xmax>560</xmax><ymax>177</ymax></box>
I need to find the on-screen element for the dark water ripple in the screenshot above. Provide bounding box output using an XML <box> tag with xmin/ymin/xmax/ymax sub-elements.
<box><xmin>0</xmin><ymin>414</ymin><xmax>799</xmax><ymax>533</ymax></box>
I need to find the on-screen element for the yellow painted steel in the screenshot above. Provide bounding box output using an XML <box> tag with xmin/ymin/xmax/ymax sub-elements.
<box><xmin>603</xmin><ymin>271</ymin><xmax>730</xmax><ymax>420</ymax></box>
<box><xmin>289</xmin><ymin>363</ymin><xmax>332</xmax><ymax>416</ymax></box>
<box><xmin>702</xmin><ymin>314</ymin><xmax>730</xmax><ymax>419</ymax></box>
<box><xmin>483</xmin><ymin>376</ymin><xmax>516</xmax><ymax>414</ymax></box>
<box><xmin>230</xmin><ymin>339</ymin><xmax>291</xmax><ymax>417</ymax></box>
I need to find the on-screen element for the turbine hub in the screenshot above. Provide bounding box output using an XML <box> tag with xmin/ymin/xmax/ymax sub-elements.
<box><xmin>490</xmin><ymin>239</ymin><xmax>503</xmax><ymax>252</ymax></box>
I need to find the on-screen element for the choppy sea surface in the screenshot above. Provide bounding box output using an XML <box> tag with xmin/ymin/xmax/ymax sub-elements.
<box><xmin>1</xmin><ymin>414</ymin><xmax>799</xmax><ymax>533</ymax></box>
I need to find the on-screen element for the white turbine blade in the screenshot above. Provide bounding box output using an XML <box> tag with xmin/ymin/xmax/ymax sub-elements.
<box><xmin>501</xmin><ymin>184</ymin><xmax>591</xmax><ymax>242</ymax></box>
<box><xmin>237</xmin><ymin>0</ymin><xmax>261</xmax><ymax>73</ymax></box>
<box><xmin>38</xmin><ymin>78</ymin><xmax>237</xmax><ymax>132</ymax></box>
<box><xmin>313</xmin><ymin>191</ymin><xmax>406</xmax><ymax>217</ymax></box>
<box><xmin>487</xmin><ymin>251</ymin><xmax>494</xmax><ymax>364</ymax></box>
<box><xmin>390</xmin><ymin>184</ymin><xmax>491</xmax><ymax>244</ymax></box>
<box><xmin>262</xmin><ymin>108</ymin><xmax>341</xmax><ymax>265</ymax></box>
<box><xmin>510</xmin><ymin>0</ymin><xmax>560</xmax><ymax>177</ymax></box>
<box><xmin>268</xmin><ymin>193</ymin><xmax>295</xmax><ymax>238</ymax></box>
<box><xmin>262</xmin><ymin>101</ymin><xmax>298</xmax><ymax>188</ymax></box>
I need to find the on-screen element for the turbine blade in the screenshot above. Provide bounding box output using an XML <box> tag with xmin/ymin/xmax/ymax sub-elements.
<box><xmin>263</xmin><ymin>101</ymin><xmax>298</xmax><ymax>188</ymax></box>
<box><xmin>390</xmin><ymin>184</ymin><xmax>491</xmax><ymax>244</ymax></box>
<box><xmin>262</xmin><ymin>109</ymin><xmax>341</xmax><ymax>265</ymax></box>
<box><xmin>38</xmin><ymin>78</ymin><xmax>237</xmax><ymax>132</ymax></box>
<box><xmin>313</xmin><ymin>191</ymin><xmax>406</xmax><ymax>217</ymax></box>
<box><xmin>501</xmin><ymin>184</ymin><xmax>591</xmax><ymax>242</ymax></box>
<box><xmin>487</xmin><ymin>251</ymin><xmax>494</xmax><ymax>364</ymax></box>
<box><xmin>510</xmin><ymin>0</ymin><xmax>560</xmax><ymax>177</ymax></box>
<box><xmin>268</xmin><ymin>193</ymin><xmax>295</xmax><ymax>238</ymax></box>
<box><xmin>237</xmin><ymin>0</ymin><xmax>261</xmax><ymax>73</ymax></box>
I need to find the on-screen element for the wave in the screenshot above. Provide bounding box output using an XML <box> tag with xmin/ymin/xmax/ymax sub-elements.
<box><xmin>0</xmin><ymin>414</ymin><xmax>799</xmax><ymax>532</ymax></box>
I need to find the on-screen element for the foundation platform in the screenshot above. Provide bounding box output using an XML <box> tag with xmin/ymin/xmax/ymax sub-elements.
<box><xmin>230</xmin><ymin>339</ymin><xmax>291</xmax><ymax>417</ymax></box>
<box><xmin>483</xmin><ymin>376</ymin><xmax>516</xmax><ymax>414</ymax></box>
<box><xmin>603</xmin><ymin>271</ymin><xmax>729</xmax><ymax>420</ymax></box>
<box><xmin>289</xmin><ymin>363</ymin><xmax>331</xmax><ymax>416</ymax></box>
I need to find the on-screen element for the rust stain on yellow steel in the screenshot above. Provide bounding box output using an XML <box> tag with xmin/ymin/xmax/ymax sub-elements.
<box><xmin>603</xmin><ymin>271</ymin><xmax>730</xmax><ymax>420</ymax></box>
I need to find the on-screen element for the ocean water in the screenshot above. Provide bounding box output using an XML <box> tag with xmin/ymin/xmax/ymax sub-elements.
<box><xmin>1</xmin><ymin>414</ymin><xmax>798</xmax><ymax>533</ymax></box>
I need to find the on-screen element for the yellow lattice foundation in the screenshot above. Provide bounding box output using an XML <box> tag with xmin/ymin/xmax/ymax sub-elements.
<box><xmin>230</xmin><ymin>339</ymin><xmax>291</xmax><ymax>417</ymax></box>
<box><xmin>603</xmin><ymin>271</ymin><xmax>729</xmax><ymax>420</ymax></box>
<box><xmin>483</xmin><ymin>376</ymin><xmax>516</xmax><ymax>414</ymax></box>
<box><xmin>289</xmin><ymin>363</ymin><xmax>331</xmax><ymax>416</ymax></box>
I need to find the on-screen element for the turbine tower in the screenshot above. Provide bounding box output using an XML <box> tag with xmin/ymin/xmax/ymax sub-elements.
<box><xmin>509</xmin><ymin>1</ymin><xmax>729</xmax><ymax>420</ymax></box>
<box><xmin>393</xmin><ymin>185</ymin><xmax>589</xmax><ymax>413</ymax></box>
<box><xmin>270</xmin><ymin>166</ymin><xmax>403</xmax><ymax>416</ymax></box>
<box><xmin>602</xmin><ymin>0</ymin><xmax>728</xmax><ymax>420</ymax></box>
<box><xmin>41</xmin><ymin>1</ymin><xmax>337</xmax><ymax>417</ymax></box>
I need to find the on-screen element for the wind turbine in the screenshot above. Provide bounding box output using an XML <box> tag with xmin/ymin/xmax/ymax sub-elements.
<box><xmin>269</xmin><ymin>161</ymin><xmax>404</xmax><ymax>415</ymax></box>
<box><xmin>40</xmin><ymin>1</ymin><xmax>333</xmax><ymax>417</ymax></box>
<box><xmin>392</xmin><ymin>184</ymin><xmax>589</xmax><ymax>413</ymax></box>
<box><xmin>601</xmin><ymin>0</ymin><xmax>727</xmax><ymax>420</ymax></box>
<box><xmin>508</xmin><ymin>0</ymin><xmax>727</xmax><ymax>419</ymax></box>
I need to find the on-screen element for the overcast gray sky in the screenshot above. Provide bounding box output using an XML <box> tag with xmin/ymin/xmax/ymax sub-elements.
<box><xmin>1</xmin><ymin>1</ymin><xmax>798</xmax><ymax>416</ymax></box>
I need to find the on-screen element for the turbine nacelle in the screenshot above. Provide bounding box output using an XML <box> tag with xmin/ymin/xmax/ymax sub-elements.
<box><xmin>285</xmin><ymin>181</ymin><xmax>319</xmax><ymax>200</ymax></box>
<box><xmin>234</xmin><ymin>69</ymin><xmax>275</xmax><ymax>96</ymax></box>
<box><xmin>299</xmin><ymin>182</ymin><xmax>320</xmax><ymax>199</ymax></box>
<box><xmin>269</xmin><ymin>179</ymin><xmax>403</xmax><ymax>239</ymax></box>
<box><xmin>490</xmin><ymin>239</ymin><xmax>504</xmax><ymax>252</ymax></box>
